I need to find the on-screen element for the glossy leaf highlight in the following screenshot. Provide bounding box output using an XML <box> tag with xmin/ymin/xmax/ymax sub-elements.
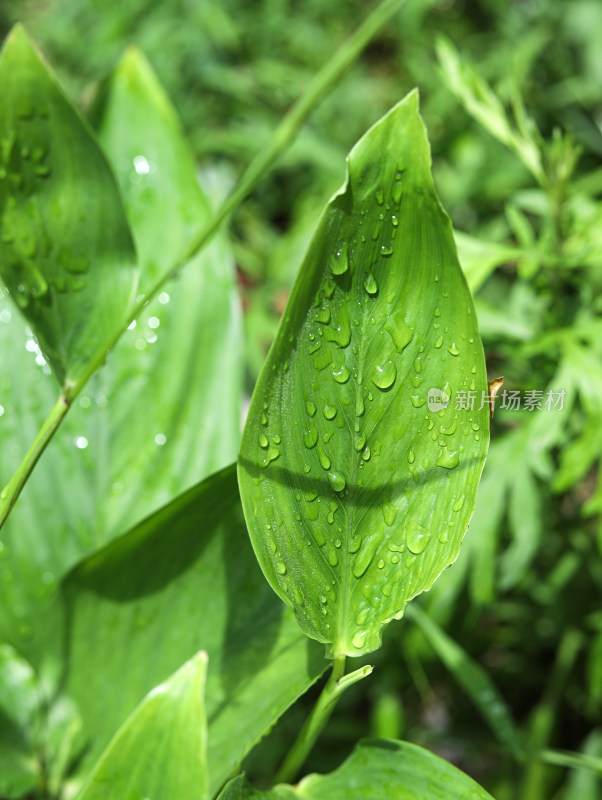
<box><xmin>238</xmin><ymin>90</ymin><xmax>489</xmax><ymax>658</ymax></box>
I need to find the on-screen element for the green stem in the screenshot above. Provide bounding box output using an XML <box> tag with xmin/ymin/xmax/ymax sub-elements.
<box><xmin>0</xmin><ymin>0</ymin><xmax>406</xmax><ymax>530</ymax></box>
<box><xmin>139</xmin><ymin>0</ymin><xmax>406</xmax><ymax>306</ymax></box>
<box><xmin>0</xmin><ymin>390</ymin><xmax>71</xmax><ymax>529</ymax></box>
<box><xmin>274</xmin><ymin>656</ymin><xmax>373</xmax><ymax>785</ymax></box>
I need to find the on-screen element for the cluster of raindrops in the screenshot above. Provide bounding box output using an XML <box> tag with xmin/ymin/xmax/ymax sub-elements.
<box><xmin>0</xmin><ymin>105</ymin><xmax>103</xmax><ymax>308</ymax></box>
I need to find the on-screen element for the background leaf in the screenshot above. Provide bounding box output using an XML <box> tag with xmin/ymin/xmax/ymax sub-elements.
<box><xmin>0</xmin><ymin>643</ymin><xmax>40</xmax><ymax>798</ymax></box>
<box><xmin>57</xmin><ymin>466</ymin><xmax>326</xmax><ymax>796</ymax></box>
<box><xmin>407</xmin><ymin>604</ymin><xmax>524</xmax><ymax>760</ymax></box>
<box><xmin>238</xmin><ymin>90</ymin><xmax>489</xmax><ymax>658</ymax></box>
<box><xmin>77</xmin><ymin>651</ymin><xmax>209</xmax><ymax>800</ymax></box>
<box><xmin>90</xmin><ymin>45</ymin><xmax>220</xmax><ymax>294</ymax></box>
<box><xmin>0</xmin><ymin>47</ymin><xmax>242</xmax><ymax>657</ymax></box>
<box><xmin>0</xmin><ymin>25</ymin><xmax>138</xmax><ymax>386</ymax></box>
<box><xmin>219</xmin><ymin>739</ymin><xmax>495</xmax><ymax>800</ymax></box>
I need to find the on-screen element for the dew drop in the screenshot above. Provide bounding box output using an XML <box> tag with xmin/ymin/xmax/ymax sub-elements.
<box><xmin>372</xmin><ymin>360</ymin><xmax>396</xmax><ymax>390</ymax></box>
<box><xmin>362</xmin><ymin>446</ymin><xmax>371</xmax><ymax>462</ymax></box>
<box><xmin>332</xmin><ymin>364</ymin><xmax>350</xmax><ymax>384</ymax></box>
<box><xmin>407</xmin><ymin>522</ymin><xmax>430</xmax><ymax>554</ymax></box>
<box><xmin>259</xmin><ymin>434</ymin><xmax>269</xmax><ymax>448</ymax></box>
<box><xmin>439</xmin><ymin>419</ymin><xmax>457</xmax><ymax>435</ymax></box>
<box><xmin>318</xmin><ymin>446</ymin><xmax>331</xmax><ymax>470</ymax></box>
<box><xmin>324</xmin><ymin>305</ymin><xmax>351</xmax><ymax>348</ymax></box>
<box><xmin>303</xmin><ymin>426</ymin><xmax>317</xmax><ymax>449</ymax></box>
<box><xmin>448</xmin><ymin>343</ymin><xmax>460</xmax><ymax>356</ymax></box>
<box><xmin>383</xmin><ymin>503</ymin><xmax>397</xmax><ymax>526</ymax></box>
<box><xmin>260</xmin><ymin>446</ymin><xmax>280</xmax><ymax>467</ymax></box>
<box><xmin>313</xmin><ymin>527</ymin><xmax>326</xmax><ymax>546</ymax></box>
<box><xmin>352</xmin><ymin>630</ymin><xmax>367</xmax><ymax>649</ymax></box>
<box><xmin>363</xmin><ymin>273</ymin><xmax>378</xmax><ymax>296</ymax></box>
<box><xmin>306</xmin><ymin>400</ymin><xmax>317</xmax><ymax>417</ymax></box>
<box><xmin>330</xmin><ymin>243</ymin><xmax>349</xmax><ymax>275</ymax></box>
<box><xmin>434</xmin><ymin>336</ymin><xmax>443</xmax><ymax>349</ymax></box>
<box><xmin>323</xmin><ymin>404</ymin><xmax>337</xmax><ymax>420</ymax></box>
<box><xmin>328</xmin><ymin>471</ymin><xmax>346</xmax><ymax>492</ymax></box>
<box><xmin>452</xmin><ymin>495</ymin><xmax>466</xmax><ymax>512</ymax></box>
<box><xmin>436</xmin><ymin>448</ymin><xmax>460</xmax><ymax>469</ymax></box>
<box><xmin>316</xmin><ymin>307</ymin><xmax>331</xmax><ymax>324</ymax></box>
<box><xmin>380</xmin><ymin>245</ymin><xmax>394</xmax><ymax>257</ymax></box>
<box><xmin>275</xmin><ymin>561</ymin><xmax>287</xmax><ymax>575</ymax></box>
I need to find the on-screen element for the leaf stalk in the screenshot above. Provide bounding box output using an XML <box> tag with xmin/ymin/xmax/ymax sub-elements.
<box><xmin>273</xmin><ymin>656</ymin><xmax>373</xmax><ymax>785</ymax></box>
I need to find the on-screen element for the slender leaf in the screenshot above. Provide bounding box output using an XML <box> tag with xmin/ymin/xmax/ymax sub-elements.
<box><xmin>0</xmin><ymin>25</ymin><xmax>138</xmax><ymax>386</ymax></box>
<box><xmin>407</xmin><ymin>604</ymin><xmax>524</xmax><ymax>759</ymax></box>
<box><xmin>219</xmin><ymin>739</ymin><xmax>495</xmax><ymax>800</ymax></box>
<box><xmin>454</xmin><ymin>231</ymin><xmax>521</xmax><ymax>293</ymax></box>
<box><xmin>58</xmin><ymin>466</ymin><xmax>326</xmax><ymax>796</ymax></box>
<box><xmin>77</xmin><ymin>651</ymin><xmax>209</xmax><ymax>800</ymax></box>
<box><xmin>238</xmin><ymin>91</ymin><xmax>489</xmax><ymax>658</ymax></box>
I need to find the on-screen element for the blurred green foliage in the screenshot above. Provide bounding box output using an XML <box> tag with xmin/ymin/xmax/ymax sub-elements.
<box><xmin>1</xmin><ymin>0</ymin><xmax>602</xmax><ymax>797</ymax></box>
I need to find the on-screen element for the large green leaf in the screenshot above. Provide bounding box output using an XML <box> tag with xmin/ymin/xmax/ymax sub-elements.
<box><xmin>0</xmin><ymin>25</ymin><xmax>138</xmax><ymax>386</ymax></box>
<box><xmin>219</xmin><ymin>739</ymin><xmax>495</xmax><ymax>800</ymax></box>
<box><xmin>59</xmin><ymin>466</ymin><xmax>326</xmax><ymax>797</ymax></box>
<box><xmin>77</xmin><ymin>652</ymin><xmax>209</xmax><ymax>800</ymax></box>
<box><xmin>238</xmin><ymin>91</ymin><xmax>489</xmax><ymax>658</ymax></box>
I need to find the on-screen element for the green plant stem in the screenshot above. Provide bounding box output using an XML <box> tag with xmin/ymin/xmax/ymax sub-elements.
<box><xmin>0</xmin><ymin>0</ymin><xmax>406</xmax><ymax>533</ymax></box>
<box><xmin>142</xmin><ymin>0</ymin><xmax>406</xmax><ymax>305</ymax></box>
<box><xmin>0</xmin><ymin>391</ymin><xmax>70</xmax><ymax>529</ymax></box>
<box><xmin>273</xmin><ymin>656</ymin><xmax>373</xmax><ymax>785</ymax></box>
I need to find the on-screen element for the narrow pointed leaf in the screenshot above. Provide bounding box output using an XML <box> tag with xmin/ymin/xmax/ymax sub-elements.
<box><xmin>0</xmin><ymin>26</ymin><xmax>138</xmax><ymax>386</ymax></box>
<box><xmin>77</xmin><ymin>652</ymin><xmax>209</xmax><ymax>800</ymax></box>
<box><xmin>219</xmin><ymin>739</ymin><xmax>495</xmax><ymax>800</ymax></box>
<box><xmin>407</xmin><ymin>605</ymin><xmax>524</xmax><ymax>759</ymax></box>
<box><xmin>59</xmin><ymin>466</ymin><xmax>326</xmax><ymax>796</ymax></box>
<box><xmin>238</xmin><ymin>91</ymin><xmax>489</xmax><ymax>658</ymax></box>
